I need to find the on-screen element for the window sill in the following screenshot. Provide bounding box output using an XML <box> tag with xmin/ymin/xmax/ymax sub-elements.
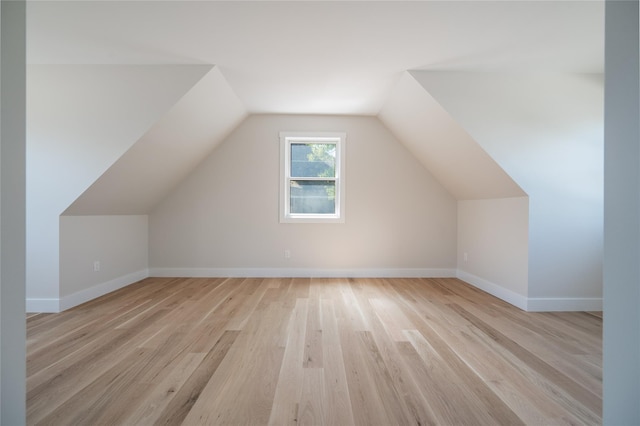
<box><xmin>280</xmin><ymin>214</ymin><xmax>345</xmax><ymax>224</ymax></box>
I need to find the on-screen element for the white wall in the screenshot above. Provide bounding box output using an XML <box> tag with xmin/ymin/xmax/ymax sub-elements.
<box><xmin>413</xmin><ymin>71</ymin><xmax>604</xmax><ymax>310</ymax></box>
<box><xmin>26</xmin><ymin>64</ymin><xmax>211</xmax><ymax>311</ymax></box>
<box><xmin>457</xmin><ymin>197</ymin><xmax>529</xmax><ymax>309</ymax></box>
<box><xmin>150</xmin><ymin>114</ymin><xmax>457</xmax><ymax>276</ymax></box>
<box><xmin>59</xmin><ymin>215</ymin><xmax>148</xmax><ymax>310</ymax></box>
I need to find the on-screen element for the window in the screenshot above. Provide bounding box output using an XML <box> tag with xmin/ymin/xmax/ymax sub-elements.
<box><xmin>280</xmin><ymin>132</ymin><xmax>346</xmax><ymax>223</ymax></box>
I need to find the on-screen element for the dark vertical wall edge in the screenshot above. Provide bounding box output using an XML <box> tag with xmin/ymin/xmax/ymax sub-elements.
<box><xmin>0</xmin><ymin>0</ymin><xmax>27</xmax><ymax>424</ymax></box>
<box><xmin>603</xmin><ymin>0</ymin><xmax>640</xmax><ymax>423</ymax></box>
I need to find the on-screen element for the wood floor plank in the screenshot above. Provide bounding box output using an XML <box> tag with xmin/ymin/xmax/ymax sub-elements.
<box><xmin>27</xmin><ymin>296</ymin><xmax>158</xmax><ymax>371</ymax></box>
<box><xmin>268</xmin><ymin>298</ymin><xmax>309</xmax><ymax>425</ymax></box>
<box><xmin>335</xmin><ymin>279</ymin><xmax>370</xmax><ymax>332</ymax></box>
<box><xmin>34</xmin><ymin>347</ymin><xmax>153</xmax><ymax>425</ymax></box>
<box><xmin>302</xmin><ymin>295</ymin><xmax>323</xmax><ymax>368</ymax></box>
<box><xmin>154</xmin><ymin>330</ymin><xmax>240</xmax><ymax>426</ymax></box>
<box><xmin>122</xmin><ymin>351</ymin><xmax>207</xmax><ymax>425</ymax></box>
<box><xmin>465</xmin><ymin>322</ymin><xmax>601</xmax><ymax>425</ymax></box>
<box><xmin>26</xmin><ymin>277</ymin><xmax>602</xmax><ymax>425</ymax></box>
<box><xmin>347</xmin><ymin>278</ymin><xmax>439</xmax><ymax>425</ymax></box>
<box><xmin>444</xmin><ymin>324</ymin><xmax>587</xmax><ymax>424</ymax></box>
<box><xmin>391</xmin><ymin>279</ymin><xmax>568</xmax><ymax>425</ymax></box>
<box><xmin>319</xmin><ymin>298</ymin><xmax>356</xmax><ymax>426</ymax></box>
<box><xmin>298</xmin><ymin>367</ymin><xmax>326</xmax><ymax>425</ymax></box>
<box><xmin>181</xmin><ymin>301</ymin><xmax>289</xmax><ymax>425</ymax></box>
<box><xmin>405</xmin><ymin>329</ymin><xmax>524</xmax><ymax>425</ymax></box>
<box><xmin>224</xmin><ymin>277</ymin><xmax>270</xmax><ymax>330</ymax></box>
<box><xmin>449</xmin><ymin>303</ymin><xmax>601</xmax><ymax>420</ymax></box>
<box><xmin>27</xmin><ymin>309</ymin><xmax>172</xmax><ymax>424</ymax></box>
<box><xmin>357</xmin><ymin>329</ymin><xmax>436</xmax><ymax>425</ymax></box>
<box><xmin>340</xmin><ymin>328</ymin><xmax>395</xmax><ymax>426</ymax></box>
<box><xmin>463</xmin><ymin>303</ymin><xmax>603</xmax><ymax>395</ymax></box>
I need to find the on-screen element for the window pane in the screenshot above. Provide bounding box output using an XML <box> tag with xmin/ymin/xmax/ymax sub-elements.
<box><xmin>290</xmin><ymin>180</ymin><xmax>336</xmax><ymax>214</ymax></box>
<box><xmin>291</xmin><ymin>143</ymin><xmax>336</xmax><ymax>178</ymax></box>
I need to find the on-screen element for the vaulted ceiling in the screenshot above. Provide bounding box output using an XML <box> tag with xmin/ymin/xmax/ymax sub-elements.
<box><xmin>26</xmin><ymin>1</ymin><xmax>604</xmax><ymax>214</ymax></box>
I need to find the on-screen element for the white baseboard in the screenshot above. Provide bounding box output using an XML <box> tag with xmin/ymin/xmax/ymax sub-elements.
<box><xmin>28</xmin><ymin>267</ymin><xmax>602</xmax><ymax>313</ymax></box>
<box><xmin>456</xmin><ymin>270</ymin><xmax>528</xmax><ymax>311</ymax></box>
<box><xmin>456</xmin><ymin>269</ymin><xmax>603</xmax><ymax>312</ymax></box>
<box><xmin>526</xmin><ymin>297</ymin><xmax>603</xmax><ymax>312</ymax></box>
<box><xmin>149</xmin><ymin>267</ymin><xmax>456</xmax><ymax>279</ymax></box>
<box><xmin>59</xmin><ymin>269</ymin><xmax>149</xmax><ymax>311</ymax></box>
<box><xmin>26</xmin><ymin>298</ymin><xmax>60</xmax><ymax>313</ymax></box>
<box><xmin>27</xmin><ymin>269</ymin><xmax>149</xmax><ymax>313</ymax></box>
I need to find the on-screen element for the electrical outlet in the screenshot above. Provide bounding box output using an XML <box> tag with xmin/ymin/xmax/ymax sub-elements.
<box><xmin>284</xmin><ymin>249</ymin><xmax>291</xmax><ymax>259</ymax></box>
<box><xmin>463</xmin><ymin>252</ymin><xmax>468</xmax><ymax>262</ymax></box>
<box><xmin>93</xmin><ymin>261</ymin><xmax>100</xmax><ymax>272</ymax></box>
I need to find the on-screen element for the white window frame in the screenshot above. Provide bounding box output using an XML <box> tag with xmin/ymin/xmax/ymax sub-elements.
<box><xmin>280</xmin><ymin>132</ymin><xmax>346</xmax><ymax>223</ymax></box>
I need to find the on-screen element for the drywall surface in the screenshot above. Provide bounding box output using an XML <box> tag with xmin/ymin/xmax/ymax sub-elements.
<box><xmin>26</xmin><ymin>64</ymin><xmax>210</xmax><ymax>308</ymax></box>
<box><xmin>1</xmin><ymin>0</ymin><xmax>27</xmax><ymax>422</ymax></box>
<box><xmin>59</xmin><ymin>215</ymin><xmax>148</xmax><ymax>300</ymax></box>
<box><xmin>150</xmin><ymin>114</ymin><xmax>457</xmax><ymax>274</ymax></box>
<box><xmin>457</xmin><ymin>197</ymin><xmax>528</xmax><ymax>308</ymax></box>
<box><xmin>413</xmin><ymin>71</ymin><xmax>603</xmax><ymax>302</ymax></box>
<box><xmin>65</xmin><ymin>67</ymin><xmax>247</xmax><ymax>215</ymax></box>
<box><xmin>378</xmin><ymin>72</ymin><xmax>524</xmax><ymax>200</ymax></box>
<box><xmin>603</xmin><ymin>0</ymin><xmax>640</xmax><ymax>422</ymax></box>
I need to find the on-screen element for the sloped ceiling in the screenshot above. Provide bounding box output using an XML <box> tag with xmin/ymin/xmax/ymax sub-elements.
<box><xmin>64</xmin><ymin>66</ymin><xmax>247</xmax><ymax>215</ymax></box>
<box><xmin>411</xmin><ymin>71</ymin><xmax>604</xmax><ymax>200</ymax></box>
<box><xmin>27</xmin><ymin>64</ymin><xmax>215</xmax><ymax>214</ymax></box>
<box><xmin>27</xmin><ymin>1</ymin><xmax>604</xmax><ymax>213</ymax></box>
<box><xmin>379</xmin><ymin>72</ymin><xmax>525</xmax><ymax>200</ymax></box>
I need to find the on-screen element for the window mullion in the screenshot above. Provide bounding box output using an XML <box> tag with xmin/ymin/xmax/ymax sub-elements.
<box><xmin>291</xmin><ymin>177</ymin><xmax>337</xmax><ymax>181</ymax></box>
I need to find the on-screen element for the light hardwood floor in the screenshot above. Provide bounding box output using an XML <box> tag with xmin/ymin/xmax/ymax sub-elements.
<box><xmin>27</xmin><ymin>277</ymin><xmax>602</xmax><ymax>425</ymax></box>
